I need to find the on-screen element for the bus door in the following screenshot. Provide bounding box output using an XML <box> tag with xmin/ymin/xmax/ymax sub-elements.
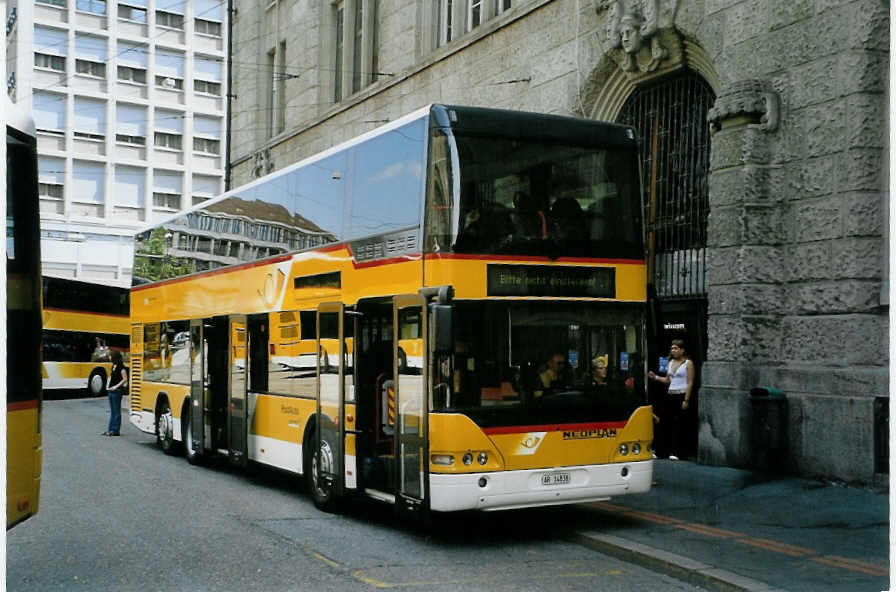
<box><xmin>189</xmin><ymin>319</ymin><xmax>205</xmax><ymax>456</ymax></box>
<box><xmin>393</xmin><ymin>294</ymin><xmax>428</xmax><ymax>513</ymax></box>
<box><xmin>228</xmin><ymin>315</ymin><xmax>248</xmax><ymax>467</ymax></box>
<box><xmin>314</xmin><ymin>303</ymin><xmax>346</xmax><ymax>501</ymax></box>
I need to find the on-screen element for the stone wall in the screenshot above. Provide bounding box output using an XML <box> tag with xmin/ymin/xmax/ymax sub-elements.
<box><xmin>697</xmin><ymin>0</ymin><xmax>888</xmax><ymax>484</ymax></box>
<box><xmin>228</xmin><ymin>0</ymin><xmax>889</xmax><ymax>484</ymax></box>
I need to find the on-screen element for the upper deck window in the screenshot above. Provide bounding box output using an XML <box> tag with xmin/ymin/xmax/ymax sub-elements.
<box><xmin>428</xmin><ymin>125</ymin><xmax>642</xmax><ymax>260</ymax></box>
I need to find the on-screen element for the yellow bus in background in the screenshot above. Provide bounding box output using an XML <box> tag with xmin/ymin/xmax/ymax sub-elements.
<box><xmin>6</xmin><ymin>100</ymin><xmax>43</xmax><ymax>528</ymax></box>
<box><xmin>129</xmin><ymin>105</ymin><xmax>653</xmax><ymax>516</ymax></box>
<box><xmin>41</xmin><ymin>277</ymin><xmax>130</xmax><ymax>396</ymax></box>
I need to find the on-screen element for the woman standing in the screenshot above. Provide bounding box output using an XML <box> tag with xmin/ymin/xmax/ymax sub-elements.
<box><xmin>102</xmin><ymin>350</ymin><xmax>128</xmax><ymax>437</ymax></box>
<box><xmin>647</xmin><ymin>339</ymin><xmax>694</xmax><ymax>460</ymax></box>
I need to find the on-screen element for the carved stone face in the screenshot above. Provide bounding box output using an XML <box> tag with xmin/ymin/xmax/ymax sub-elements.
<box><xmin>620</xmin><ymin>19</ymin><xmax>642</xmax><ymax>53</ymax></box>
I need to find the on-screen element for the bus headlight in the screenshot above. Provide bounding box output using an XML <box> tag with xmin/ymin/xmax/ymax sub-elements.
<box><xmin>431</xmin><ymin>454</ymin><xmax>454</xmax><ymax>466</ymax></box>
<box><xmin>462</xmin><ymin>452</ymin><xmax>474</xmax><ymax>465</ymax></box>
<box><xmin>619</xmin><ymin>443</ymin><xmax>629</xmax><ymax>456</ymax></box>
<box><xmin>477</xmin><ymin>452</ymin><xmax>488</xmax><ymax>465</ymax></box>
<box><xmin>632</xmin><ymin>443</ymin><xmax>642</xmax><ymax>455</ymax></box>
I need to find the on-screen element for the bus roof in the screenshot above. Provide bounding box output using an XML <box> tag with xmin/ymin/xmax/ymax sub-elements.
<box><xmin>135</xmin><ymin>104</ymin><xmax>635</xmax><ymax>235</ymax></box>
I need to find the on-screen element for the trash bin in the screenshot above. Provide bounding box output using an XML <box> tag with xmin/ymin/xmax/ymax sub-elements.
<box><xmin>749</xmin><ymin>387</ymin><xmax>787</xmax><ymax>472</ymax></box>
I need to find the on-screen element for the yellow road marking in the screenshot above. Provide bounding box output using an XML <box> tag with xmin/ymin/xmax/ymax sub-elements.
<box><xmin>810</xmin><ymin>555</ymin><xmax>889</xmax><ymax>577</ymax></box>
<box><xmin>585</xmin><ymin>502</ymin><xmax>887</xmax><ymax>577</ymax></box>
<box><xmin>735</xmin><ymin>536</ymin><xmax>813</xmax><ymax>557</ymax></box>
<box><xmin>312</xmin><ymin>551</ymin><xmax>342</xmax><ymax>569</ymax></box>
<box><xmin>350</xmin><ymin>568</ymin><xmax>626</xmax><ymax>589</ymax></box>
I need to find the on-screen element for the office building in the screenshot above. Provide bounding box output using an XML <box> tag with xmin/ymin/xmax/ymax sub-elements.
<box><xmin>6</xmin><ymin>0</ymin><xmax>228</xmax><ymax>286</ymax></box>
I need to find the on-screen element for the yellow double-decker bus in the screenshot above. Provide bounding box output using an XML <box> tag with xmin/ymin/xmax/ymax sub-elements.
<box><xmin>129</xmin><ymin>105</ymin><xmax>653</xmax><ymax>515</ymax></box>
<box><xmin>41</xmin><ymin>277</ymin><xmax>130</xmax><ymax>396</ymax></box>
<box><xmin>6</xmin><ymin>100</ymin><xmax>43</xmax><ymax>528</ymax></box>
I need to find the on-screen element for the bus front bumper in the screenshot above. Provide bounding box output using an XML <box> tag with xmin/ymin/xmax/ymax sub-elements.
<box><xmin>429</xmin><ymin>459</ymin><xmax>653</xmax><ymax>512</ymax></box>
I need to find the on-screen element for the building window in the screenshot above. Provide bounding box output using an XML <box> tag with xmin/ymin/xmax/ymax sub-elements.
<box><xmin>76</xmin><ymin>59</ymin><xmax>106</xmax><ymax>78</ymax></box>
<box><xmin>155</xmin><ymin>75</ymin><xmax>184</xmax><ymax>90</ymax></box>
<box><xmin>495</xmin><ymin>0</ymin><xmax>510</xmax><ymax>14</ymax></box>
<box><xmin>352</xmin><ymin>0</ymin><xmax>362</xmax><ymax>93</ymax></box>
<box><xmin>74</xmin><ymin>131</ymin><xmax>105</xmax><ymax>141</ymax></box>
<box><xmin>152</xmin><ymin>192</ymin><xmax>180</xmax><ymax>209</ymax></box>
<box><xmin>194</xmin><ymin>79</ymin><xmax>221</xmax><ymax>96</ymax></box>
<box><xmin>276</xmin><ymin>41</ymin><xmax>286</xmax><ymax>134</ymax></box>
<box><xmin>156</xmin><ymin>10</ymin><xmax>184</xmax><ymax>29</ymax></box>
<box><xmin>35</xmin><ymin>53</ymin><xmax>66</xmax><ymax>72</ymax></box>
<box><xmin>37</xmin><ymin>0</ymin><xmax>67</xmax><ymax>7</ymax></box>
<box><xmin>118</xmin><ymin>65</ymin><xmax>147</xmax><ymax>84</ymax></box>
<box><xmin>116</xmin><ymin>133</ymin><xmax>146</xmax><ymax>146</ymax></box>
<box><xmin>334</xmin><ymin>2</ymin><xmax>344</xmax><ymax>102</ymax></box>
<box><xmin>193</xmin><ymin>195</ymin><xmax>210</xmax><ymax>206</ymax></box>
<box><xmin>76</xmin><ymin>0</ymin><xmax>106</xmax><ymax>14</ymax></box>
<box><xmin>118</xmin><ymin>3</ymin><xmax>147</xmax><ymax>23</ymax></box>
<box><xmin>435</xmin><ymin>0</ymin><xmax>453</xmax><ymax>47</ymax></box>
<box><xmin>195</xmin><ymin>18</ymin><xmax>222</xmax><ymax>36</ymax></box>
<box><xmin>39</xmin><ymin>183</ymin><xmax>64</xmax><ymax>199</ymax></box>
<box><xmin>333</xmin><ymin>0</ymin><xmax>379</xmax><ymax>102</ymax></box>
<box><xmin>467</xmin><ymin>0</ymin><xmax>482</xmax><ymax>31</ymax></box>
<box><xmin>154</xmin><ymin>132</ymin><xmax>182</xmax><ymax>150</ymax></box>
<box><xmin>193</xmin><ymin>137</ymin><xmax>220</xmax><ymax>155</ymax></box>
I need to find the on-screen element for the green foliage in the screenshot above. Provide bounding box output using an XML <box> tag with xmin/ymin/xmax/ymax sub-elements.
<box><xmin>133</xmin><ymin>227</ymin><xmax>194</xmax><ymax>282</ymax></box>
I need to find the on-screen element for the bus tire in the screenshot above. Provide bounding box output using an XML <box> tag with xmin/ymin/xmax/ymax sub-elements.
<box><xmin>304</xmin><ymin>427</ymin><xmax>340</xmax><ymax>513</ymax></box>
<box><xmin>155</xmin><ymin>397</ymin><xmax>180</xmax><ymax>455</ymax></box>
<box><xmin>183</xmin><ymin>402</ymin><xmax>203</xmax><ymax>466</ymax></box>
<box><xmin>88</xmin><ymin>368</ymin><xmax>107</xmax><ymax>397</ymax></box>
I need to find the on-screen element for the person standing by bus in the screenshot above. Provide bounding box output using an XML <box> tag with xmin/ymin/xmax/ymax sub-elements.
<box><xmin>647</xmin><ymin>339</ymin><xmax>694</xmax><ymax>460</ymax></box>
<box><xmin>103</xmin><ymin>350</ymin><xmax>128</xmax><ymax>437</ymax></box>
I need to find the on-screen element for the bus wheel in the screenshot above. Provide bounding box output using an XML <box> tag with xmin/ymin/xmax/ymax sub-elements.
<box><xmin>183</xmin><ymin>406</ymin><xmax>203</xmax><ymax>466</ymax></box>
<box><xmin>155</xmin><ymin>399</ymin><xmax>180</xmax><ymax>455</ymax></box>
<box><xmin>88</xmin><ymin>369</ymin><xmax>107</xmax><ymax>397</ymax></box>
<box><xmin>307</xmin><ymin>437</ymin><xmax>339</xmax><ymax>512</ymax></box>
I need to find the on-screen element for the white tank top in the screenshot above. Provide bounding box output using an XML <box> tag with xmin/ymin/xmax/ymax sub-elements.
<box><xmin>668</xmin><ymin>359</ymin><xmax>689</xmax><ymax>392</ymax></box>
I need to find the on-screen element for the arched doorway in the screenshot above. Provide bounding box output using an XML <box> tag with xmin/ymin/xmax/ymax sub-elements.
<box><xmin>617</xmin><ymin>70</ymin><xmax>715</xmax><ymax>460</ymax></box>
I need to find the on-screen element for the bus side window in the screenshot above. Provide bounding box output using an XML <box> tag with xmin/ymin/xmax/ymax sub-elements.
<box><xmin>248</xmin><ymin>317</ymin><xmax>268</xmax><ymax>393</ymax></box>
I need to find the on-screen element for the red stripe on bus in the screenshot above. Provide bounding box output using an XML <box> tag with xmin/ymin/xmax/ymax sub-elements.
<box><xmin>424</xmin><ymin>253</ymin><xmax>647</xmax><ymax>265</ymax></box>
<box><xmin>482</xmin><ymin>421</ymin><xmax>628</xmax><ymax>435</ymax></box>
<box><xmin>132</xmin><ymin>254</ymin><xmax>294</xmax><ymax>291</ymax></box>
<box><xmin>8</xmin><ymin>400</ymin><xmax>39</xmax><ymax>412</ymax></box>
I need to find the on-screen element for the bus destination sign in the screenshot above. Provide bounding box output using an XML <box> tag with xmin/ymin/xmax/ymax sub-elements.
<box><xmin>487</xmin><ymin>265</ymin><xmax>616</xmax><ymax>298</ymax></box>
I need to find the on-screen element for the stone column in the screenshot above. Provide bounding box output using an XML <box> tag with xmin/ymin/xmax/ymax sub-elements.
<box><xmin>700</xmin><ymin>80</ymin><xmax>781</xmax><ymax>467</ymax></box>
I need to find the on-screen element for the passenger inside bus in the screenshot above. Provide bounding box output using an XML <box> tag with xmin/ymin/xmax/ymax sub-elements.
<box><xmin>511</xmin><ymin>191</ymin><xmax>548</xmax><ymax>240</ymax></box>
<box><xmin>550</xmin><ymin>196</ymin><xmax>588</xmax><ymax>249</ymax></box>
<box><xmin>429</xmin><ymin>301</ymin><xmax>645</xmax><ymax>424</ymax></box>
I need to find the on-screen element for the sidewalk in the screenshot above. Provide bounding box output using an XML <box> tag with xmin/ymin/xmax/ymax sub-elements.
<box><xmin>573</xmin><ymin>459</ymin><xmax>889</xmax><ymax>592</ymax></box>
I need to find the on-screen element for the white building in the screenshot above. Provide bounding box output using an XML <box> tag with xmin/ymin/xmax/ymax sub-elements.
<box><xmin>5</xmin><ymin>0</ymin><xmax>228</xmax><ymax>287</ymax></box>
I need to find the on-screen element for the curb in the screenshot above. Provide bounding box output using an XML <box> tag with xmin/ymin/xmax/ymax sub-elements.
<box><xmin>570</xmin><ymin>531</ymin><xmax>789</xmax><ymax>592</ymax></box>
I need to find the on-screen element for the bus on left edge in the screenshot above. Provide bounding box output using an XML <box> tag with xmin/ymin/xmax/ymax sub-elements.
<box><xmin>6</xmin><ymin>99</ymin><xmax>44</xmax><ymax>529</ymax></box>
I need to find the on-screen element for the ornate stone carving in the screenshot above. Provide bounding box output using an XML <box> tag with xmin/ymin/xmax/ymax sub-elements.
<box><xmin>707</xmin><ymin>79</ymin><xmax>780</xmax><ymax>133</ymax></box>
<box><xmin>253</xmin><ymin>147</ymin><xmax>275</xmax><ymax>178</ymax></box>
<box><xmin>596</xmin><ymin>0</ymin><xmax>681</xmax><ymax>74</ymax></box>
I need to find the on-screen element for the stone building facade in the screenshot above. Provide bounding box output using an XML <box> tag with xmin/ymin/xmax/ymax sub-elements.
<box><xmin>229</xmin><ymin>0</ymin><xmax>889</xmax><ymax>485</ymax></box>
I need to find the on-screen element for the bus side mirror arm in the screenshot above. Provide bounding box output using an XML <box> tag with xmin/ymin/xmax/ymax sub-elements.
<box><xmin>430</xmin><ymin>303</ymin><xmax>454</xmax><ymax>354</ymax></box>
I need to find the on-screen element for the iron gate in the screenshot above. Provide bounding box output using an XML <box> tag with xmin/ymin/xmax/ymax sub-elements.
<box><xmin>617</xmin><ymin>71</ymin><xmax>715</xmax><ymax>299</ymax></box>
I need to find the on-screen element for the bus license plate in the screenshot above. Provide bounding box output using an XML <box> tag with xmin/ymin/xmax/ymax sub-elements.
<box><xmin>541</xmin><ymin>472</ymin><xmax>570</xmax><ymax>486</ymax></box>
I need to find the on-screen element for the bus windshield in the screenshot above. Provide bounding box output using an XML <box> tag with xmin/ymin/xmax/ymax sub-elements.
<box><xmin>431</xmin><ymin>301</ymin><xmax>645</xmax><ymax>427</ymax></box>
<box><xmin>443</xmin><ymin>133</ymin><xmax>642</xmax><ymax>259</ymax></box>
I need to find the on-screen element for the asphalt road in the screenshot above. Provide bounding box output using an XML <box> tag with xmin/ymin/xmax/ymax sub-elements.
<box><xmin>6</xmin><ymin>396</ymin><xmax>707</xmax><ymax>592</ymax></box>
